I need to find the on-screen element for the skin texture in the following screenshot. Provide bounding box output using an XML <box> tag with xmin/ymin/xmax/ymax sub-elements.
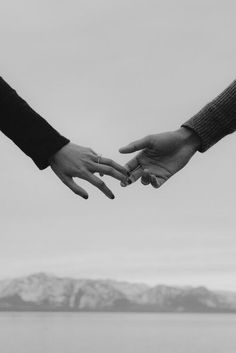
<box><xmin>50</xmin><ymin>142</ymin><xmax>128</xmax><ymax>199</ymax></box>
<box><xmin>119</xmin><ymin>127</ymin><xmax>201</xmax><ymax>188</ymax></box>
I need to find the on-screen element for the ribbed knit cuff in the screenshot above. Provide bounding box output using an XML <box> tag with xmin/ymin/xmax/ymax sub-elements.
<box><xmin>182</xmin><ymin>80</ymin><xmax>236</xmax><ymax>152</ymax></box>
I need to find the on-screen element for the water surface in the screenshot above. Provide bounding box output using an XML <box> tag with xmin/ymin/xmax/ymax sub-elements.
<box><xmin>0</xmin><ymin>313</ymin><xmax>236</xmax><ymax>353</ymax></box>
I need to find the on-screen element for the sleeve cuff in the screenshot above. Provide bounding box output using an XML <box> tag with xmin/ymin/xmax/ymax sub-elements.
<box><xmin>182</xmin><ymin>80</ymin><xmax>236</xmax><ymax>152</ymax></box>
<box><xmin>34</xmin><ymin>137</ymin><xmax>70</xmax><ymax>170</ymax></box>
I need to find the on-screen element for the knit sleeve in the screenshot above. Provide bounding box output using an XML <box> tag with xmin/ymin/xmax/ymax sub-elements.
<box><xmin>182</xmin><ymin>80</ymin><xmax>236</xmax><ymax>152</ymax></box>
<box><xmin>0</xmin><ymin>77</ymin><xmax>70</xmax><ymax>169</ymax></box>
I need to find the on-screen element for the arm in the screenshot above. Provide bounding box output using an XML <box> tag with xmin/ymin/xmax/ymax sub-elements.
<box><xmin>182</xmin><ymin>80</ymin><xmax>236</xmax><ymax>151</ymax></box>
<box><xmin>0</xmin><ymin>77</ymin><xmax>69</xmax><ymax>170</ymax></box>
<box><xmin>0</xmin><ymin>77</ymin><xmax>127</xmax><ymax>198</ymax></box>
<box><xmin>120</xmin><ymin>80</ymin><xmax>236</xmax><ymax>188</ymax></box>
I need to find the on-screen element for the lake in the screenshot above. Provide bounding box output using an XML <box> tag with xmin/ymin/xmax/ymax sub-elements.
<box><xmin>0</xmin><ymin>313</ymin><xmax>235</xmax><ymax>353</ymax></box>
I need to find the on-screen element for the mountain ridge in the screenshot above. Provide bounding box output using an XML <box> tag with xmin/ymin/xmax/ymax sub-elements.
<box><xmin>0</xmin><ymin>273</ymin><xmax>235</xmax><ymax>313</ymax></box>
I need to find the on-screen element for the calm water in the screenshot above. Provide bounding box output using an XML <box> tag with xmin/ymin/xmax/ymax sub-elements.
<box><xmin>0</xmin><ymin>313</ymin><xmax>236</xmax><ymax>353</ymax></box>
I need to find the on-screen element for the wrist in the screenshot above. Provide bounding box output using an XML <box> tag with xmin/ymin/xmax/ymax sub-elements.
<box><xmin>48</xmin><ymin>141</ymin><xmax>70</xmax><ymax>166</ymax></box>
<box><xmin>177</xmin><ymin>127</ymin><xmax>201</xmax><ymax>152</ymax></box>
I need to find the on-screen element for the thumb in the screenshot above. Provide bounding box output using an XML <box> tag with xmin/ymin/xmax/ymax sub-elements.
<box><xmin>119</xmin><ymin>136</ymin><xmax>150</xmax><ymax>154</ymax></box>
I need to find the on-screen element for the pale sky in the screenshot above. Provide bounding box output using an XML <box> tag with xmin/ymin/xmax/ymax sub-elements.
<box><xmin>0</xmin><ymin>0</ymin><xmax>236</xmax><ymax>291</ymax></box>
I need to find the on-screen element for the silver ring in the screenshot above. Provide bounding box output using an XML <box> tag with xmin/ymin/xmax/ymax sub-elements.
<box><xmin>97</xmin><ymin>154</ymin><xmax>102</xmax><ymax>164</ymax></box>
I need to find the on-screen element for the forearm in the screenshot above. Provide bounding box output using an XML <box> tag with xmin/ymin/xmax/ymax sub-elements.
<box><xmin>182</xmin><ymin>80</ymin><xmax>236</xmax><ymax>152</ymax></box>
<box><xmin>0</xmin><ymin>77</ymin><xmax>69</xmax><ymax>169</ymax></box>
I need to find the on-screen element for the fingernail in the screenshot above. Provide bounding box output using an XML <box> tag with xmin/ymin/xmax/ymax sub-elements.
<box><xmin>83</xmin><ymin>195</ymin><xmax>88</xmax><ymax>200</ymax></box>
<box><xmin>127</xmin><ymin>179</ymin><xmax>132</xmax><ymax>185</ymax></box>
<box><xmin>110</xmin><ymin>195</ymin><xmax>115</xmax><ymax>199</ymax></box>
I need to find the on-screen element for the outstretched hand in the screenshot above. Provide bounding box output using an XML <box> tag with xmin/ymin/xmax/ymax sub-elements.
<box><xmin>119</xmin><ymin>127</ymin><xmax>201</xmax><ymax>188</ymax></box>
<box><xmin>50</xmin><ymin>143</ymin><xmax>128</xmax><ymax>199</ymax></box>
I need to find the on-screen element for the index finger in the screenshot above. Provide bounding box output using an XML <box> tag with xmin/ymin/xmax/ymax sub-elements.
<box><xmin>119</xmin><ymin>136</ymin><xmax>150</xmax><ymax>153</ymax></box>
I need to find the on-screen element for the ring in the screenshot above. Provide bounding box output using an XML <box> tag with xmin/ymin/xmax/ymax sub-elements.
<box><xmin>97</xmin><ymin>154</ymin><xmax>102</xmax><ymax>164</ymax></box>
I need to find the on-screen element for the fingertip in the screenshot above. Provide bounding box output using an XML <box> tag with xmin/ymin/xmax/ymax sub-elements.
<box><xmin>141</xmin><ymin>179</ymin><xmax>150</xmax><ymax>186</ymax></box>
<box><xmin>119</xmin><ymin>147</ymin><xmax>125</xmax><ymax>152</ymax></box>
<box><xmin>119</xmin><ymin>146</ymin><xmax>130</xmax><ymax>154</ymax></box>
<box><xmin>105</xmin><ymin>188</ymin><xmax>115</xmax><ymax>200</ymax></box>
<box><xmin>150</xmin><ymin>175</ymin><xmax>162</xmax><ymax>189</ymax></box>
<box><xmin>141</xmin><ymin>170</ymin><xmax>151</xmax><ymax>186</ymax></box>
<box><xmin>107</xmin><ymin>192</ymin><xmax>115</xmax><ymax>199</ymax></box>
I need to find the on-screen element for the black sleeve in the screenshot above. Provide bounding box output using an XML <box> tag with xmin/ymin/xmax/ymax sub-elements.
<box><xmin>182</xmin><ymin>80</ymin><xmax>236</xmax><ymax>152</ymax></box>
<box><xmin>0</xmin><ymin>77</ymin><xmax>70</xmax><ymax>169</ymax></box>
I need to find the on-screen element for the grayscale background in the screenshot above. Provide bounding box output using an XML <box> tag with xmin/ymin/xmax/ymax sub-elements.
<box><xmin>1</xmin><ymin>0</ymin><xmax>236</xmax><ymax>291</ymax></box>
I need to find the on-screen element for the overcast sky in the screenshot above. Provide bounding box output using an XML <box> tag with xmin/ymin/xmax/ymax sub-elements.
<box><xmin>1</xmin><ymin>0</ymin><xmax>236</xmax><ymax>291</ymax></box>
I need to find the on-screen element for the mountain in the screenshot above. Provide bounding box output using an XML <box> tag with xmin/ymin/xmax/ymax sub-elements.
<box><xmin>0</xmin><ymin>273</ymin><xmax>235</xmax><ymax>312</ymax></box>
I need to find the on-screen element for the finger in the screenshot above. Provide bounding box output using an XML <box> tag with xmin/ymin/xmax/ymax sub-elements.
<box><xmin>141</xmin><ymin>170</ymin><xmax>151</xmax><ymax>185</ymax></box>
<box><xmin>97</xmin><ymin>157</ymin><xmax>128</xmax><ymax>176</ymax></box>
<box><xmin>84</xmin><ymin>173</ymin><xmax>115</xmax><ymax>199</ymax></box>
<box><xmin>93</xmin><ymin>164</ymin><xmax>127</xmax><ymax>182</ymax></box>
<box><xmin>119</xmin><ymin>136</ymin><xmax>150</xmax><ymax>154</ymax></box>
<box><xmin>120</xmin><ymin>167</ymin><xmax>143</xmax><ymax>186</ymax></box>
<box><xmin>151</xmin><ymin>175</ymin><xmax>166</xmax><ymax>189</ymax></box>
<box><xmin>130</xmin><ymin>167</ymin><xmax>143</xmax><ymax>183</ymax></box>
<box><xmin>63</xmin><ymin>176</ymin><xmax>89</xmax><ymax>199</ymax></box>
<box><xmin>125</xmin><ymin>157</ymin><xmax>139</xmax><ymax>173</ymax></box>
<box><xmin>150</xmin><ymin>174</ymin><xmax>160</xmax><ymax>188</ymax></box>
<box><xmin>120</xmin><ymin>177</ymin><xmax>133</xmax><ymax>187</ymax></box>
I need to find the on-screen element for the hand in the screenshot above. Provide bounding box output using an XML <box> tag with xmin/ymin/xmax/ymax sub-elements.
<box><xmin>119</xmin><ymin>127</ymin><xmax>201</xmax><ymax>188</ymax></box>
<box><xmin>50</xmin><ymin>142</ymin><xmax>128</xmax><ymax>199</ymax></box>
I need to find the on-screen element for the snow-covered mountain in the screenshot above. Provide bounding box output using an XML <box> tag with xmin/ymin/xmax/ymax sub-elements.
<box><xmin>0</xmin><ymin>273</ymin><xmax>235</xmax><ymax>312</ymax></box>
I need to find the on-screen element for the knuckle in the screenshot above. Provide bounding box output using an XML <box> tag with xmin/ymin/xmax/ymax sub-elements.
<box><xmin>86</xmin><ymin>161</ymin><xmax>93</xmax><ymax>169</ymax></box>
<box><xmin>79</xmin><ymin>168</ymin><xmax>87</xmax><ymax>177</ymax></box>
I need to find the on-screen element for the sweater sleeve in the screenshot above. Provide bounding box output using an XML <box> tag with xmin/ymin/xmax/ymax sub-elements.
<box><xmin>182</xmin><ymin>80</ymin><xmax>236</xmax><ymax>152</ymax></box>
<box><xmin>0</xmin><ymin>77</ymin><xmax>70</xmax><ymax>169</ymax></box>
